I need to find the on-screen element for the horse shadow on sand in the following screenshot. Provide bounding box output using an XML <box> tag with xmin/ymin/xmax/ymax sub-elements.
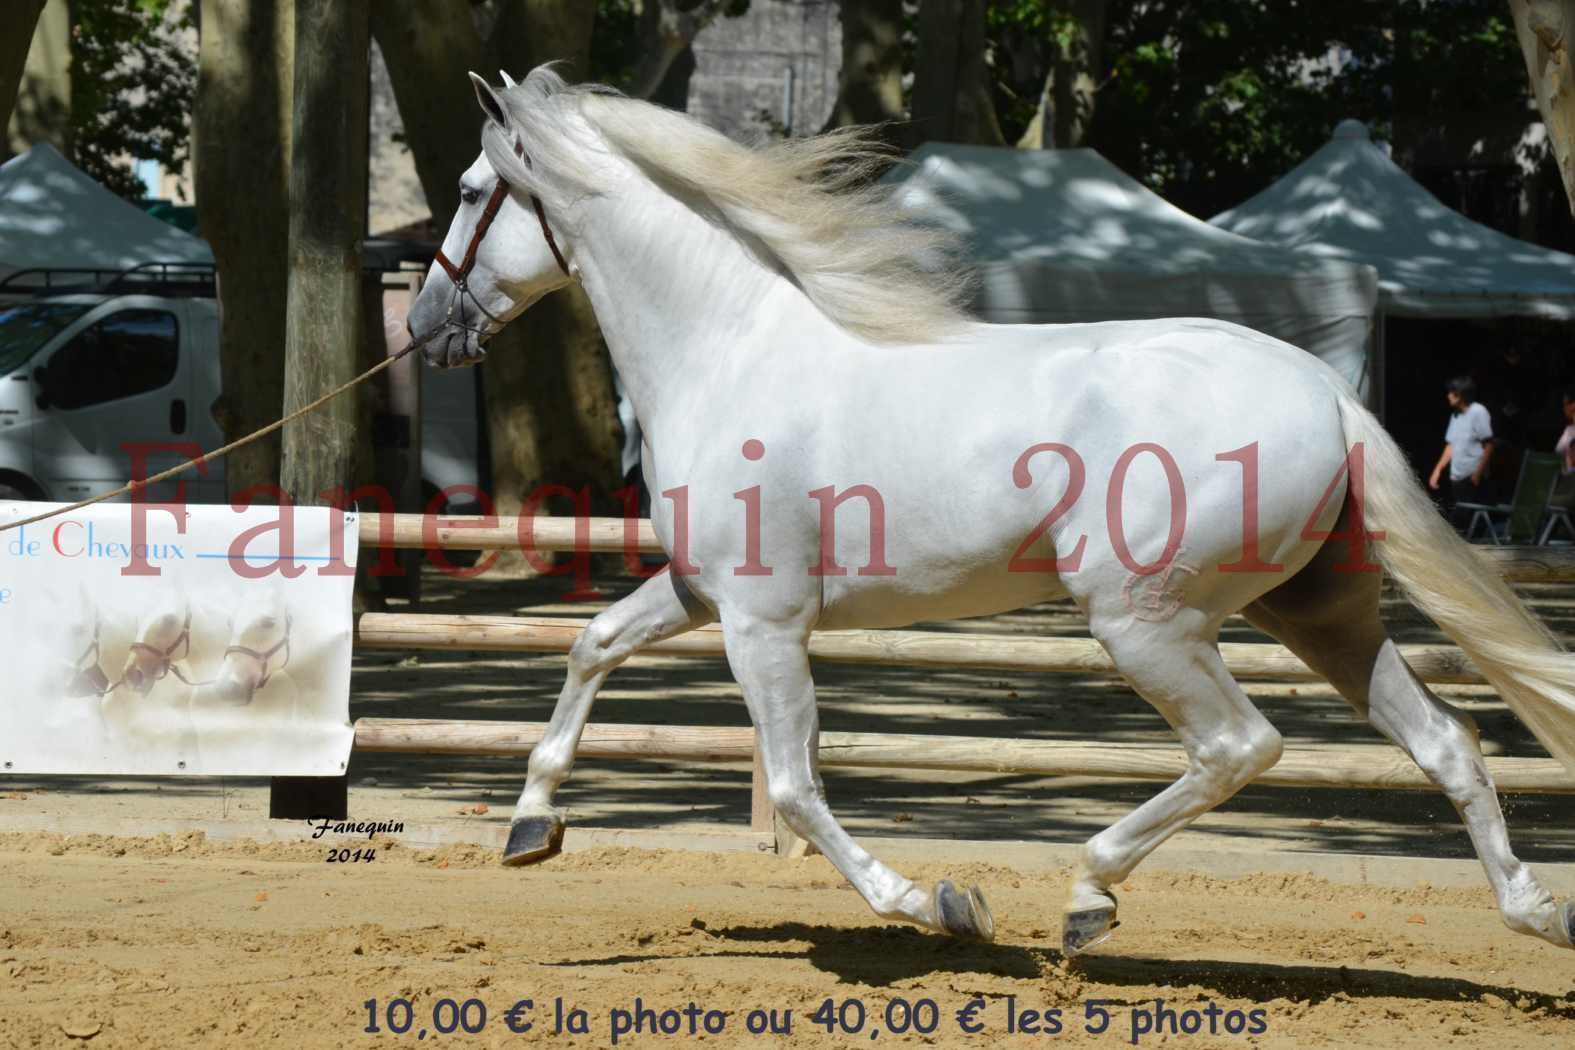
<box><xmin>546</xmin><ymin>921</ymin><xmax>1575</xmax><ymax>1019</ymax></box>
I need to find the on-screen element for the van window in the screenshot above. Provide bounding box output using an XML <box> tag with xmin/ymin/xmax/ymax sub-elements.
<box><xmin>0</xmin><ymin>302</ymin><xmax>91</xmax><ymax>377</ymax></box>
<box><xmin>46</xmin><ymin>310</ymin><xmax>179</xmax><ymax>410</ymax></box>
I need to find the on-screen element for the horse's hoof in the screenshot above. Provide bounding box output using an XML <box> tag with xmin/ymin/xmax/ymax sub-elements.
<box><xmin>935</xmin><ymin>880</ymin><xmax>995</xmax><ymax>942</ymax></box>
<box><xmin>1062</xmin><ymin>903</ymin><xmax>1120</xmax><ymax>957</ymax></box>
<box><xmin>501</xmin><ymin>814</ymin><xmax>564</xmax><ymax>867</ymax></box>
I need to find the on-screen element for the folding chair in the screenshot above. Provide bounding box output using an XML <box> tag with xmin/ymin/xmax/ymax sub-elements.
<box><xmin>1540</xmin><ymin>468</ymin><xmax>1575</xmax><ymax>544</ymax></box>
<box><xmin>1458</xmin><ymin>452</ymin><xmax>1562</xmax><ymax>545</ymax></box>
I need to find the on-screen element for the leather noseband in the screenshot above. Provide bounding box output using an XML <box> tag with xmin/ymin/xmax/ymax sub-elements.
<box><xmin>432</xmin><ymin>141</ymin><xmax>569</xmax><ymax>336</ymax></box>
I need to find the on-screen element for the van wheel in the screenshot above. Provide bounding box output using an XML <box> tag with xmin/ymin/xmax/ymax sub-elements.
<box><xmin>0</xmin><ymin>481</ymin><xmax>36</xmax><ymax>502</ymax></box>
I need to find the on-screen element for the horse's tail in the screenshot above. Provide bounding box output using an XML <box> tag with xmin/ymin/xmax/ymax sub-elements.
<box><xmin>1330</xmin><ymin>386</ymin><xmax>1575</xmax><ymax>777</ymax></box>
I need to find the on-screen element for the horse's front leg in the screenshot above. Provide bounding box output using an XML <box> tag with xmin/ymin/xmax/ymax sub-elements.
<box><xmin>723</xmin><ymin>613</ymin><xmax>994</xmax><ymax>941</ymax></box>
<box><xmin>505</xmin><ymin>569</ymin><xmax>713</xmax><ymax>865</ymax></box>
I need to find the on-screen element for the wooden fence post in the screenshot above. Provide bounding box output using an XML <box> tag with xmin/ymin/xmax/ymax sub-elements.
<box><xmin>750</xmin><ymin>730</ymin><xmax>773</xmax><ymax>834</ymax></box>
<box><xmin>750</xmin><ymin>729</ymin><xmax>815</xmax><ymax>858</ymax></box>
<box><xmin>269</xmin><ymin>775</ymin><xmax>348</xmax><ymax>820</ymax></box>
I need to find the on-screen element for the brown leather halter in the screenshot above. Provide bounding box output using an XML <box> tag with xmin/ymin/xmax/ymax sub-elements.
<box><xmin>225</xmin><ymin>613</ymin><xmax>293</xmax><ymax>691</ymax></box>
<box><xmin>127</xmin><ymin>610</ymin><xmax>196</xmax><ymax>687</ymax></box>
<box><xmin>432</xmin><ymin>141</ymin><xmax>569</xmax><ymax>335</ymax></box>
<box><xmin>66</xmin><ymin>626</ymin><xmax>112</xmax><ymax>698</ymax></box>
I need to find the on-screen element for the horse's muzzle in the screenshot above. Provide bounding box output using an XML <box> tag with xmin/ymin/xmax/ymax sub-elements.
<box><xmin>196</xmin><ymin>669</ymin><xmax>256</xmax><ymax>708</ymax></box>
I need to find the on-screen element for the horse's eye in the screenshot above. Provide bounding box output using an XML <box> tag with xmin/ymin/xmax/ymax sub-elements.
<box><xmin>460</xmin><ymin>187</ymin><xmax>482</xmax><ymax>206</ymax></box>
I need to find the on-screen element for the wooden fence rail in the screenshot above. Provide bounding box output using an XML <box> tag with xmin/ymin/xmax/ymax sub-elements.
<box><xmin>337</xmin><ymin>515</ymin><xmax>1575</xmax><ymax>837</ymax></box>
<box><xmin>355</xmin><ymin>513</ymin><xmax>1575</xmax><ymax>583</ymax></box>
<box><xmin>359</xmin><ymin>513</ymin><xmax>661</xmax><ymax>555</ymax></box>
<box><xmin>353</xmin><ymin>718</ymin><xmax>1574</xmax><ymax>794</ymax></box>
<box><xmin>358</xmin><ymin>612</ymin><xmax>1484</xmax><ymax>684</ymax></box>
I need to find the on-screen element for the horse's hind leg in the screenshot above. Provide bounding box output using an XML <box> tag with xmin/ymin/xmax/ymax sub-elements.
<box><xmin>1245</xmin><ymin>546</ymin><xmax>1574</xmax><ymax>949</ymax></box>
<box><xmin>723</xmin><ymin>613</ymin><xmax>994</xmax><ymax>940</ymax></box>
<box><xmin>1064</xmin><ymin>610</ymin><xmax>1283</xmax><ymax>955</ymax></box>
<box><xmin>505</xmin><ymin>569</ymin><xmax>713</xmax><ymax>865</ymax></box>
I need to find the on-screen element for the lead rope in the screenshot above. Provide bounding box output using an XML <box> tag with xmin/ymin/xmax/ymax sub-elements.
<box><xmin>0</xmin><ymin>342</ymin><xmax>419</xmax><ymax>536</ymax></box>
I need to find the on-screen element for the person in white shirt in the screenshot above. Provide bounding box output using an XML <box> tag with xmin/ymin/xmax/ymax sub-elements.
<box><xmin>1555</xmin><ymin>389</ymin><xmax>1575</xmax><ymax>475</ymax></box>
<box><xmin>1428</xmin><ymin>376</ymin><xmax>1494</xmax><ymax>527</ymax></box>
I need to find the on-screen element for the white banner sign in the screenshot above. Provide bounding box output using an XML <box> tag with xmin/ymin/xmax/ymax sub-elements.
<box><xmin>0</xmin><ymin>503</ymin><xmax>358</xmax><ymax>776</ymax></box>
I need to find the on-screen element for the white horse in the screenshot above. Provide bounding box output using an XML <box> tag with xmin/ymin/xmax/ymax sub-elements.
<box><xmin>103</xmin><ymin>589</ymin><xmax>233</xmax><ymax>760</ymax></box>
<box><xmin>189</xmin><ymin>589</ymin><xmax>298</xmax><ymax>765</ymax></box>
<box><xmin>406</xmin><ymin>66</ymin><xmax>1575</xmax><ymax>954</ymax></box>
<box><xmin>18</xmin><ymin>585</ymin><xmax>127</xmax><ymax>763</ymax></box>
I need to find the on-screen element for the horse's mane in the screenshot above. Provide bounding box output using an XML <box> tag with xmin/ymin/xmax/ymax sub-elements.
<box><xmin>483</xmin><ymin>66</ymin><xmax>974</xmax><ymax>345</ymax></box>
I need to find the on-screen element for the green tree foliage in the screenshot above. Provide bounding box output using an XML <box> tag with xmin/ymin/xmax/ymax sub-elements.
<box><xmin>589</xmin><ymin>0</ymin><xmax>750</xmax><ymax>91</ymax></box>
<box><xmin>983</xmin><ymin>0</ymin><xmax>1534</xmax><ymax>218</ymax></box>
<box><xmin>590</xmin><ymin>0</ymin><xmax>645</xmax><ymax>86</ymax></box>
<box><xmin>1090</xmin><ymin>0</ymin><xmax>1390</xmax><ymax>217</ymax></box>
<box><xmin>50</xmin><ymin>0</ymin><xmax>1532</xmax><ymax>215</ymax></box>
<box><xmin>986</xmin><ymin>0</ymin><xmax>1088</xmax><ymax>139</ymax></box>
<box><xmin>69</xmin><ymin>0</ymin><xmax>196</xmax><ymax>199</ymax></box>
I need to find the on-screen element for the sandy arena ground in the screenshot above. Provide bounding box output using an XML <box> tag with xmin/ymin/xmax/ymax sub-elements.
<box><xmin>2</xmin><ymin>832</ymin><xmax>1573</xmax><ymax>1049</ymax></box>
<box><xmin>3</xmin><ymin>569</ymin><xmax>1575</xmax><ymax>1047</ymax></box>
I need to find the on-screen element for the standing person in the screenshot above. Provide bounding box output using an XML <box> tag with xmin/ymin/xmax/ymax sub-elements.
<box><xmin>1428</xmin><ymin>376</ymin><xmax>1494</xmax><ymax>529</ymax></box>
<box><xmin>1556</xmin><ymin>389</ymin><xmax>1575</xmax><ymax>474</ymax></box>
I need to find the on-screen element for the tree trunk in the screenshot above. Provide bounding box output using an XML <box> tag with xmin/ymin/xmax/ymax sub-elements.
<box><xmin>280</xmin><ymin>0</ymin><xmax>369</xmax><ymax>506</ymax></box>
<box><xmin>369</xmin><ymin>0</ymin><xmax>486</xmax><ymax>232</ymax></box>
<box><xmin>483</xmin><ymin>3</ymin><xmax>624</xmax><ymax>575</ymax></box>
<box><xmin>626</xmin><ymin>0</ymin><xmax>730</xmax><ymax>103</ymax></box>
<box><xmin>374</xmin><ymin>0</ymin><xmax>628</xmax><ymax>576</ymax></box>
<box><xmin>910</xmin><ymin>0</ymin><xmax>1005</xmax><ymax>147</ymax></box>
<box><xmin>824</xmin><ymin>0</ymin><xmax>904</xmax><ymax>134</ymax></box>
<box><xmin>0</xmin><ymin>0</ymin><xmax>49</xmax><ymax>145</ymax></box>
<box><xmin>1018</xmin><ymin>0</ymin><xmax>1106</xmax><ymax>149</ymax></box>
<box><xmin>195</xmin><ymin>0</ymin><xmax>294</xmax><ymax>498</ymax></box>
<box><xmin>493</xmin><ymin>0</ymin><xmax>598</xmax><ymax>76</ymax></box>
<box><xmin>1511</xmin><ymin>0</ymin><xmax>1575</xmax><ymax>216</ymax></box>
<box><xmin>481</xmin><ymin>288</ymin><xmax>624</xmax><ymax>531</ymax></box>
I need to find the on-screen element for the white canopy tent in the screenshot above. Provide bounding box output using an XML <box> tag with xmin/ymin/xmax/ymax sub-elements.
<box><xmin>0</xmin><ymin>142</ymin><xmax>212</xmax><ymax>282</ymax></box>
<box><xmin>884</xmin><ymin>143</ymin><xmax>1380</xmax><ymax>393</ymax></box>
<box><xmin>1211</xmin><ymin>119</ymin><xmax>1575</xmax><ymax>319</ymax></box>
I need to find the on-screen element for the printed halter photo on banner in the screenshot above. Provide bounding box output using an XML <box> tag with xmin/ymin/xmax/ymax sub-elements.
<box><xmin>0</xmin><ymin>503</ymin><xmax>357</xmax><ymax>777</ymax></box>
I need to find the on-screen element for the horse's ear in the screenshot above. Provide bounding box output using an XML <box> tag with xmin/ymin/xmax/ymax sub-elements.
<box><xmin>499</xmin><ymin>69</ymin><xmax>518</xmax><ymax>89</ymax></box>
<box><xmin>469</xmin><ymin>71</ymin><xmax>508</xmax><ymax>128</ymax></box>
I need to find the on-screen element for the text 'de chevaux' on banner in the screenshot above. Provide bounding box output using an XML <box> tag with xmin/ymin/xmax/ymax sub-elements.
<box><xmin>0</xmin><ymin>503</ymin><xmax>358</xmax><ymax>776</ymax></box>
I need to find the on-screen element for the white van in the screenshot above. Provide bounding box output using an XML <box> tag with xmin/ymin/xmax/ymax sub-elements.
<box><xmin>0</xmin><ymin>269</ymin><xmax>479</xmax><ymax>506</ymax></box>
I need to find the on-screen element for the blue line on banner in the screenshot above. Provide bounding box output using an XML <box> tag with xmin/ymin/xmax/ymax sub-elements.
<box><xmin>196</xmin><ymin>553</ymin><xmax>342</xmax><ymax>562</ymax></box>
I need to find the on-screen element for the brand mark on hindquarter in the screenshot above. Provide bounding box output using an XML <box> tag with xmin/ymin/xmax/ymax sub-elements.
<box><xmin>1122</xmin><ymin>555</ymin><xmax>1199</xmax><ymax>622</ymax></box>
